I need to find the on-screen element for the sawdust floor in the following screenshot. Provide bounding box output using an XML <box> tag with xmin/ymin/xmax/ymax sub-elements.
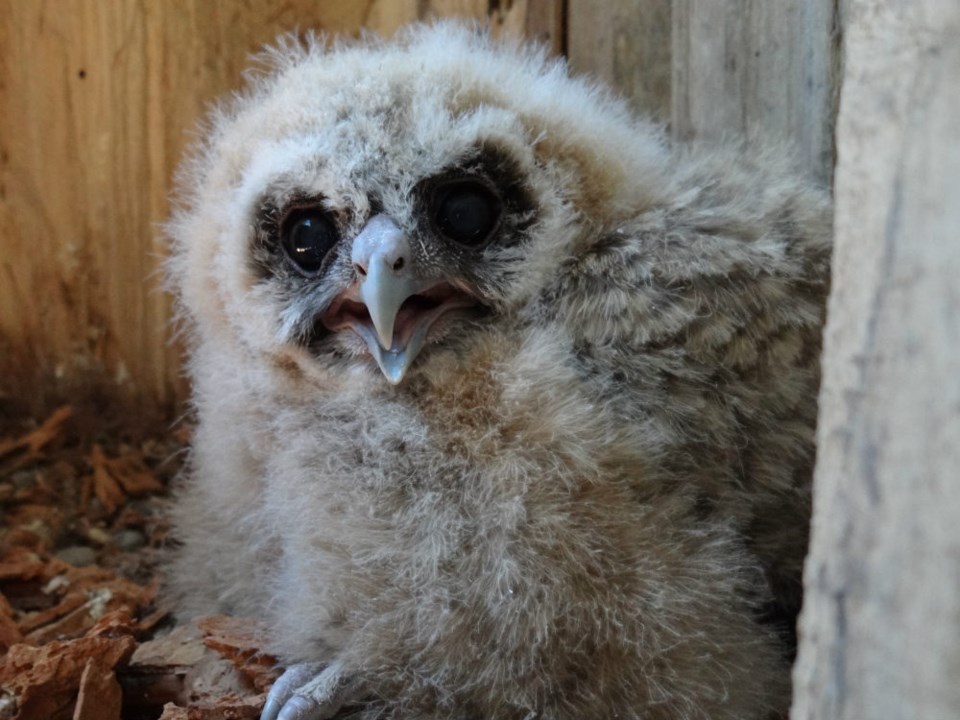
<box><xmin>0</xmin><ymin>399</ymin><xmax>278</xmax><ymax>720</ymax></box>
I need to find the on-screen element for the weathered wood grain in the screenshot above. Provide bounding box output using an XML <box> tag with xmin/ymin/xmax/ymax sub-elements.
<box><xmin>791</xmin><ymin>1</ymin><xmax>960</xmax><ymax>717</ymax></box>
<box><xmin>567</xmin><ymin>0</ymin><xmax>672</xmax><ymax>120</ymax></box>
<box><xmin>567</xmin><ymin>1</ymin><xmax>838</xmax><ymax>181</ymax></box>
<box><xmin>671</xmin><ymin>0</ymin><xmax>838</xmax><ymax>183</ymax></box>
<box><xmin>0</xmin><ymin>0</ymin><xmax>557</xmax><ymax>409</ymax></box>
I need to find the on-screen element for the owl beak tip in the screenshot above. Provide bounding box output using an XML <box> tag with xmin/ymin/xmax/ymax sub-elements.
<box><xmin>376</xmin><ymin>350</ymin><xmax>415</xmax><ymax>385</ymax></box>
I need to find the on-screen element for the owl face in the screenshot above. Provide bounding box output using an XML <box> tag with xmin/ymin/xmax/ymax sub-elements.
<box><xmin>172</xmin><ymin>25</ymin><xmax>669</xmax><ymax>385</ymax></box>
<box><xmin>249</xmin><ymin>130</ymin><xmax>541</xmax><ymax>383</ymax></box>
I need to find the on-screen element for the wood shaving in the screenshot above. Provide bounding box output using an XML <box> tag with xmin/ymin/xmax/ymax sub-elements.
<box><xmin>0</xmin><ymin>406</ymin><xmax>73</xmax><ymax>462</ymax></box>
<box><xmin>1</xmin><ymin>407</ymin><xmax>279</xmax><ymax>719</ymax></box>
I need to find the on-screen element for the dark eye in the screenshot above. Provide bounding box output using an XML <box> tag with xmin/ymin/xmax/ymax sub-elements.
<box><xmin>280</xmin><ymin>208</ymin><xmax>338</xmax><ymax>274</ymax></box>
<box><xmin>432</xmin><ymin>180</ymin><xmax>502</xmax><ymax>247</ymax></box>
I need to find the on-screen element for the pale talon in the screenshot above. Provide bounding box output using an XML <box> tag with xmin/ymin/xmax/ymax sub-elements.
<box><xmin>264</xmin><ymin>660</ymin><xmax>358</xmax><ymax>720</ymax></box>
<box><xmin>262</xmin><ymin>663</ymin><xmax>326</xmax><ymax>720</ymax></box>
<box><xmin>277</xmin><ymin>695</ymin><xmax>320</xmax><ymax>720</ymax></box>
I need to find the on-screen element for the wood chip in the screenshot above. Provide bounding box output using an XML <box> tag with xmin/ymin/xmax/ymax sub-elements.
<box><xmin>0</xmin><ymin>543</ymin><xmax>149</xmax><ymax>643</ymax></box>
<box><xmin>0</xmin><ymin>633</ymin><xmax>136</xmax><ymax>720</ymax></box>
<box><xmin>25</xmin><ymin>598</ymin><xmax>106</xmax><ymax>645</ymax></box>
<box><xmin>137</xmin><ymin>604</ymin><xmax>172</xmax><ymax>633</ymax></box>
<box><xmin>72</xmin><ymin>658</ymin><xmax>122</xmax><ymax>720</ymax></box>
<box><xmin>89</xmin><ymin>445</ymin><xmax>126</xmax><ymax>515</ymax></box>
<box><xmin>78</xmin><ymin>473</ymin><xmax>93</xmax><ymax>516</ymax></box>
<box><xmin>0</xmin><ymin>406</ymin><xmax>209</xmax><ymax>715</ymax></box>
<box><xmin>106</xmin><ymin>451</ymin><xmax>165</xmax><ymax>496</ymax></box>
<box><xmin>125</xmin><ymin>623</ymin><xmax>267</xmax><ymax>718</ymax></box>
<box><xmin>17</xmin><ymin>591</ymin><xmax>86</xmax><ymax>634</ymax></box>
<box><xmin>196</xmin><ymin>616</ymin><xmax>279</xmax><ymax>693</ymax></box>
<box><xmin>156</xmin><ymin>693</ymin><xmax>266</xmax><ymax>720</ymax></box>
<box><xmin>0</xmin><ymin>503</ymin><xmax>65</xmax><ymax>551</ymax></box>
<box><xmin>0</xmin><ymin>405</ymin><xmax>72</xmax><ymax>460</ymax></box>
<box><xmin>83</xmin><ymin>444</ymin><xmax>166</xmax><ymax>517</ymax></box>
<box><xmin>130</xmin><ymin>624</ymin><xmax>206</xmax><ymax>670</ymax></box>
<box><xmin>0</xmin><ymin>547</ymin><xmax>48</xmax><ymax>581</ymax></box>
<box><xmin>0</xmin><ymin>592</ymin><xmax>24</xmax><ymax>652</ymax></box>
<box><xmin>86</xmin><ymin>608</ymin><xmax>139</xmax><ymax>638</ymax></box>
<box><xmin>158</xmin><ymin>704</ymin><xmax>190</xmax><ymax>720</ymax></box>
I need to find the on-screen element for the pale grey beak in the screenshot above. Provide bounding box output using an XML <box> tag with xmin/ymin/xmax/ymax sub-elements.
<box><xmin>350</xmin><ymin>214</ymin><xmax>434</xmax><ymax>384</ymax></box>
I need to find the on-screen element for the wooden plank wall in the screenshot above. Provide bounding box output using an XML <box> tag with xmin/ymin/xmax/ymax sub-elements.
<box><xmin>568</xmin><ymin>0</ymin><xmax>839</xmax><ymax>183</ymax></box>
<box><xmin>791</xmin><ymin>1</ymin><xmax>960</xmax><ymax>717</ymax></box>
<box><xmin>0</xmin><ymin>0</ymin><xmax>837</xmax><ymax>411</ymax></box>
<box><xmin>7</xmin><ymin>5</ymin><xmax>958</xmax><ymax>717</ymax></box>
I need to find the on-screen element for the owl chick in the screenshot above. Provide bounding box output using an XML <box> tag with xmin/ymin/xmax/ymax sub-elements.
<box><xmin>167</xmin><ymin>23</ymin><xmax>830</xmax><ymax>720</ymax></box>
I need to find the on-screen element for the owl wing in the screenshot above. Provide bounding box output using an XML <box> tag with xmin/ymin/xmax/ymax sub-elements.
<box><xmin>544</xmin><ymin>146</ymin><xmax>831</xmax><ymax>615</ymax></box>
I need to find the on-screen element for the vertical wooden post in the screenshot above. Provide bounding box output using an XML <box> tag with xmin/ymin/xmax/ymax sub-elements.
<box><xmin>567</xmin><ymin>0</ymin><xmax>672</xmax><ymax>120</ymax></box>
<box><xmin>568</xmin><ymin>1</ymin><xmax>839</xmax><ymax>183</ymax></box>
<box><xmin>792</xmin><ymin>1</ymin><xmax>960</xmax><ymax>717</ymax></box>
<box><xmin>671</xmin><ymin>0</ymin><xmax>839</xmax><ymax>183</ymax></box>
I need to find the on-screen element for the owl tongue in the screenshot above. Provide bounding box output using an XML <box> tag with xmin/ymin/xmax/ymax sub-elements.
<box><xmin>351</xmin><ymin>298</ymin><xmax>437</xmax><ymax>384</ymax></box>
<box><xmin>325</xmin><ymin>214</ymin><xmax>478</xmax><ymax>383</ymax></box>
<box><xmin>349</xmin><ymin>321</ymin><xmax>422</xmax><ymax>384</ymax></box>
<box><xmin>378</xmin><ymin>289</ymin><xmax>475</xmax><ymax>381</ymax></box>
<box><xmin>323</xmin><ymin>283</ymin><xmax>472</xmax><ymax>385</ymax></box>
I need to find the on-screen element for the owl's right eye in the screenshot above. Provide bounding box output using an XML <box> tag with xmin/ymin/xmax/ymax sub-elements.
<box><xmin>280</xmin><ymin>208</ymin><xmax>339</xmax><ymax>274</ymax></box>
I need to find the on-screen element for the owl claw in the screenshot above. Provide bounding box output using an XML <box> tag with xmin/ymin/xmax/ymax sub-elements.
<box><xmin>262</xmin><ymin>661</ymin><xmax>358</xmax><ymax>720</ymax></box>
<box><xmin>261</xmin><ymin>662</ymin><xmax>325</xmax><ymax>720</ymax></box>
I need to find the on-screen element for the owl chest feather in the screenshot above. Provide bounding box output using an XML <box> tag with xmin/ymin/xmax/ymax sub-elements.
<box><xmin>259</xmin><ymin>343</ymin><xmax>663</xmax><ymax>650</ymax></box>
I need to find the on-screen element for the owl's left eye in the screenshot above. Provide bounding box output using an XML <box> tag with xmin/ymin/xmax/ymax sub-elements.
<box><xmin>281</xmin><ymin>208</ymin><xmax>339</xmax><ymax>274</ymax></box>
<box><xmin>431</xmin><ymin>179</ymin><xmax>502</xmax><ymax>247</ymax></box>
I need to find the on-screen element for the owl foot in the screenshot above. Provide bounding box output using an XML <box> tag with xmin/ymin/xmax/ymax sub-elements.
<box><xmin>261</xmin><ymin>660</ymin><xmax>358</xmax><ymax>720</ymax></box>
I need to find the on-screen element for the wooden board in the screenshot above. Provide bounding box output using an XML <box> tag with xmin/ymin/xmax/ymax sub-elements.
<box><xmin>568</xmin><ymin>1</ymin><xmax>838</xmax><ymax>182</ymax></box>
<box><xmin>0</xmin><ymin>0</ymin><xmax>560</xmax><ymax>410</ymax></box>
<box><xmin>791</xmin><ymin>0</ymin><xmax>960</xmax><ymax>717</ymax></box>
<box><xmin>1</xmin><ymin>0</ymin><xmax>833</xmax><ymax>410</ymax></box>
<box><xmin>567</xmin><ymin>0</ymin><xmax>672</xmax><ymax>121</ymax></box>
<box><xmin>671</xmin><ymin>0</ymin><xmax>839</xmax><ymax>183</ymax></box>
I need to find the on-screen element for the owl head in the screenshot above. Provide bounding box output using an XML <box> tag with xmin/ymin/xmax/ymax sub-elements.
<box><xmin>169</xmin><ymin>23</ymin><xmax>669</xmax><ymax>386</ymax></box>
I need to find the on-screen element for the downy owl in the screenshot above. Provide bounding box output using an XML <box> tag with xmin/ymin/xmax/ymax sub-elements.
<box><xmin>168</xmin><ymin>23</ymin><xmax>831</xmax><ymax>720</ymax></box>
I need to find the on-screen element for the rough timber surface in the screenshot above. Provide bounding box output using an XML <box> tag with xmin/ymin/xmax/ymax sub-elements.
<box><xmin>0</xmin><ymin>1</ymin><xmax>560</xmax><ymax>410</ymax></box>
<box><xmin>567</xmin><ymin>1</ymin><xmax>838</xmax><ymax>184</ymax></box>
<box><xmin>791</xmin><ymin>1</ymin><xmax>960</xmax><ymax>718</ymax></box>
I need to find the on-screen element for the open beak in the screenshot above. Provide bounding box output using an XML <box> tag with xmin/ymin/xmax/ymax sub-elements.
<box><xmin>321</xmin><ymin>214</ymin><xmax>474</xmax><ymax>384</ymax></box>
